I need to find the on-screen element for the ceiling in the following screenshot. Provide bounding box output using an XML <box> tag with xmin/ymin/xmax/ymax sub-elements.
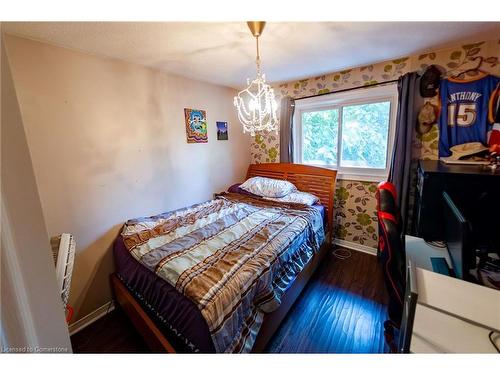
<box><xmin>3</xmin><ymin>22</ymin><xmax>500</xmax><ymax>89</ymax></box>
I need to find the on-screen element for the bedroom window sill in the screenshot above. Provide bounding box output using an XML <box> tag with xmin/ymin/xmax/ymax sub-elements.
<box><xmin>301</xmin><ymin>164</ymin><xmax>387</xmax><ymax>183</ymax></box>
<box><xmin>336</xmin><ymin>173</ymin><xmax>387</xmax><ymax>183</ymax></box>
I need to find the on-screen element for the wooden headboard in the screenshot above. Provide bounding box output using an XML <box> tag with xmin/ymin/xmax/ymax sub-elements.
<box><xmin>246</xmin><ymin>163</ymin><xmax>337</xmax><ymax>242</ymax></box>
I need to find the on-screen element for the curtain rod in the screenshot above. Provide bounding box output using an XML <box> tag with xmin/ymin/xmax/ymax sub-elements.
<box><xmin>294</xmin><ymin>78</ymin><xmax>399</xmax><ymax>101</ymax></box>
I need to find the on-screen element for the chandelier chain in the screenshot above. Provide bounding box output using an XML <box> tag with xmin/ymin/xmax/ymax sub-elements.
<box><xmin>255</xmin><ymin>36</ymin><xmax>261</xmax><ymax>76</ymax></box>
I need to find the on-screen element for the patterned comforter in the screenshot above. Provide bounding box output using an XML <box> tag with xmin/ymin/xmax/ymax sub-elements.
<box><xmin>121</xmin><ymin>193</ymin><xmax>325</xmax><ymax>353</ymax></box>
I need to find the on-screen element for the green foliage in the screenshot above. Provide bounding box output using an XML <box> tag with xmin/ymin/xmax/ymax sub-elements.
<box><xmin>336</xmin><ymin>225</ymin><xmax>348</xmax><ymax>239</ymax></box>
<box><xmin>336</xmin><ymin>186</ymin><xmax>350</xmax><ymax>201</ymax></box>
<box><xmin>301</xmin><ymin>102</ymin><xmax>390</xmax><ymax>169</ymax></box>
<box><xmin>356</xmin><ymin>213</ymin><xmax>372</xmax><ymax>226</ymax></box>
<box><xmin>268</xmin><ymin>147</ymin><xmax>278</xmax><ymax>160</ymax></box>
<box><xmin>340</xmin><ymin>101</ymin><xmax>390</xmax><ymax>168</ymax></box>
<box><xmin>302</xmin><ymin>109</ymin><xmax>338</xmax><ymax>165</ymax></box>
<box><xmin>392</xmin><ymin>57</ymin><xmax>409</xmax><ymax>64</ymax></box>
<box><xmin>421</xmin><ymin>126</ymin><xmax>438</xmax><ymax>142</ymax></box>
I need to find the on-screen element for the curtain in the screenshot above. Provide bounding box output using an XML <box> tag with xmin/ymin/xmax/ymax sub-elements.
<box><xmin>389</xmin><ymin>72</ymin><xmax>422</xmax><ymax>234</ymax></box>
<box><xmin>279</xmin><ymin>96</ymin><xmax>295</xmax><ymax>163</ymax></box>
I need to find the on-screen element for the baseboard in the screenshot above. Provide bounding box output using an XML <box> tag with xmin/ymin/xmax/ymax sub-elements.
<box><xmin>68</xmin><ymin>300</ymin><xmax>115</xmax><ymax>336</ymax></box>
<box><xmin>333</xmin><ymin>238</ymin><xmax>378</xmax><ymax>256</ymax></box>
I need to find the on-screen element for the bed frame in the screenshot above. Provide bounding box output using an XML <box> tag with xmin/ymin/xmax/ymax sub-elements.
<box><xmin>111</xmin><ymin>163</ymin><xmax>337</xmax><ymax>353</ymax></box>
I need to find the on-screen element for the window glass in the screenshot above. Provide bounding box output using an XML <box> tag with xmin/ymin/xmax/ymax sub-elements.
<box><xmin>294</xmin><ymin>83</ymin><xmax>397</xmax><ymax>180</ymax></box>
<box><xmin>340</xmin><ymin>101</ymin><xmax>391</xmax><ymax>169</ymax></box>
<box><xmin>302</xmin><ymin>109</ymin><xmax>339</xmax><ymax>166</ymax></box>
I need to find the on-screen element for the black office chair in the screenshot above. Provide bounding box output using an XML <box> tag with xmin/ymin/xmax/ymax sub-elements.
<box><xmin>376</xmin><ymin>181</ymin><xmax>406</xmax><ymax>352</ymax></box>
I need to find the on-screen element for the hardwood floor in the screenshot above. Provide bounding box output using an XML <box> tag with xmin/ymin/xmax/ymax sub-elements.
<box><xmin>71</xmin><ymin>306</ymin><xmax>150</xmax><ymax>353</ymax></box>
<box><xmin>71</xmin><ymin>248</ymin><xmax>388</xmax><ymax>354</ymax></box>
<box><xmin>265</xmin><ymin>249</ymin><xmax>388</xmax><ymax>353</ymax></box>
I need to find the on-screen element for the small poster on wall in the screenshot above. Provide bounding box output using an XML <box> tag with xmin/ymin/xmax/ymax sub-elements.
<box><xmin>184</xmin><ymin>108</ymin><xmax>208</xmax><ymax>143</ymax></box>
<box><xmin>216</xmin><ymin>121</ymin><xmax>229</xmax><ymax>140</ymax></box>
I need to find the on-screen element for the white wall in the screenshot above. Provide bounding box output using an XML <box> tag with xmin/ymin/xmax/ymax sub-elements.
<box><xmin>1</xmin><ymin>36</ymin><xmax>72</xmax><ymax>351</ymax></box>
<box><xmin>4</xmin><ymin>34</ymin><xmax>251</xmax><ymax>321</ymax></box>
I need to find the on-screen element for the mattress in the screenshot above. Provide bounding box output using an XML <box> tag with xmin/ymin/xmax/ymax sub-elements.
<box><xmin>114</xmin><ymin>194</ymin><xmax>325</xmax><ymax>353</ymax></box>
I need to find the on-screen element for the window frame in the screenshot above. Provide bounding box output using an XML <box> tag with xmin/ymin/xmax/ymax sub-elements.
<box><xmin>293</xmin><ymin>83</ymin><xmax>398</xmax><ymax>182</ymax></box>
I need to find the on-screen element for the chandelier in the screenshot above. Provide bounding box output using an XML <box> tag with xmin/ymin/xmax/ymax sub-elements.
<box><xmin>234</xmin><ymin>21</ymin><xmax>278</xmax><ymax>136</ymax></box>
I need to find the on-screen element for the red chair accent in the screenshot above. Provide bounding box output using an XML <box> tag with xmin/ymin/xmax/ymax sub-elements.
<box><xmin>376</xmin><ymin>181</ymin><xmax>406</xmax><ymax>352</ymax></box>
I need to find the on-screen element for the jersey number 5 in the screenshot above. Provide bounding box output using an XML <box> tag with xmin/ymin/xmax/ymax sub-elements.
<box><xmin>447</xmin><ymin>103</ymin><xmax>477</xmax><ymax>127</ymax></box>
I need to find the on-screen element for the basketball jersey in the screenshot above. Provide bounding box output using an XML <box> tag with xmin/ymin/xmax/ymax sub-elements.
<box><xmin>438</xmin><ymin>74</ymin><xmax>500</xmax><ymax>157</ymax></box>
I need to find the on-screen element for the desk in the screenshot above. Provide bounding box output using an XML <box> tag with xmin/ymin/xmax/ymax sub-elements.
<box><xmin>409</xmin><ymin>267</ymin><xmax>500</xmax><ymax>353</ymax></box>
<box><xmin>411</xmin><ymin>304</ymin><xmax>498</xmax><ymax>353</ymax></box>
<box><xmin>405</xmin><ymin>235</ymin><xmax>451</xmax><ymax>271</ymax></box>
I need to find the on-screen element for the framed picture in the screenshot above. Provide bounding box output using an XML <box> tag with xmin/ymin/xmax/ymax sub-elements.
<box><xmin>216</xmin><ymin>121</ymin><xmax>228</xmax><ymax>140</ymax></box>
<box><xmin>184</xmin><ymin>108</ymin><xmax>208</xmax><ymax>143</ymax></box>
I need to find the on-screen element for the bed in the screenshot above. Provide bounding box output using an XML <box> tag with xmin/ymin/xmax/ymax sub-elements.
<box><xmin>111</xmin><ymin>163</ymin><xmax>337</xmax><ymax>353</ymax></box>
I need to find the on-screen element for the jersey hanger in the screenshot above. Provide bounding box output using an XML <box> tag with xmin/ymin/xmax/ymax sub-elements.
<box><xmin>451</xmin><ymin>56</ymin><xmax>487</xmax><ymax>80</ymax></box>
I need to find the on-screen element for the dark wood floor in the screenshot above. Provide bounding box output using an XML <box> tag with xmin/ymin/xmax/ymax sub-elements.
<box><xmin>71</xmin><ymin>249</ymin><xmax>388</xmax><ymax>354</ymax></box>
<box><xmin>70</xmin><ymin>304</ymin><xmax>150</xmax><ymax>353</ymax></box>
<box><xmin>265</xmin><ymin>249</ymin><xmax>388</xmax><ymax>353</ymax></box>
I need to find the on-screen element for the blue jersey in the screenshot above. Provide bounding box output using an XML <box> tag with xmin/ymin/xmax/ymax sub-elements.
<box><xmin>438</xmin><ymin>74</ymin><xmax>500</xmax><ymax>157</ymax></box>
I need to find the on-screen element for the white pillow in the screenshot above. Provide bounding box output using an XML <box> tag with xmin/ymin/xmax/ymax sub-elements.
<box><xmin>265</xmin><ymin>191</ymin><xmax>320</xmax><ymax>206</ymax></box>
<box><xmin>239</xmin><ymin>176</ymin><xmax>297</xmax><ymax>198</ymax></box>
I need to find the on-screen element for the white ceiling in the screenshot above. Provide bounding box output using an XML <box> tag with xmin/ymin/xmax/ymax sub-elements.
<box><xmin>3</xmin><ymin>22</ymin><xmax>500</xmax><ymax>89</ymax></box>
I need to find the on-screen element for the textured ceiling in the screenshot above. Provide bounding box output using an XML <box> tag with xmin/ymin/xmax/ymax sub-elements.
<box><xmin>3</xmin><ymin>22</ymin><xmax>500</xmax><ymax>88</ymax></box>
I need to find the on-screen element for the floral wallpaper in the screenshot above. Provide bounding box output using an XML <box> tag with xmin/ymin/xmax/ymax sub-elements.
<box><xmin>250</xmin><ymin>38</ymin><xmax>500</xmax><ymax>249</ymax></box>
<box><xmin>334</xmin><ymin>180</ymin><xmax>378</xmax><ymax>246</ymax></box>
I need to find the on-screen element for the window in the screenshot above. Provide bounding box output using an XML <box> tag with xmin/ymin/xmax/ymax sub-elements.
<box><xmin>294</xmin><ymin>84</ymin><xmax>398</xmax><ymax>181</ymax></box>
